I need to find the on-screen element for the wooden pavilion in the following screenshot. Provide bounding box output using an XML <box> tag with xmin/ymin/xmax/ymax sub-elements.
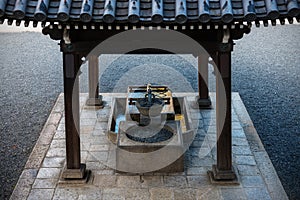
<box><xmin>0</xmin><ymin>0</ymin><xmax>299</xmax><ymax>182</ymax></box>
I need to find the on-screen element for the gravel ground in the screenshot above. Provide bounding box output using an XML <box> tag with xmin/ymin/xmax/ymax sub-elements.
<box><xmin>232</xmin><ymin>25</ymin><xmax>300</xmax><ymax>200</ymax></box>
<box><xmin>0</xmin><ymin>32</ymin><xmax>62</xmax><ymax>200</ymax></box>
<box><xmin>0</xmin><ymin>24</ymin><xmax>299</xmax><ymax>199</ymax></box>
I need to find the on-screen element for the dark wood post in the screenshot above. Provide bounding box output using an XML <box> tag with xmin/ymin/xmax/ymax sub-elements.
<box><xmin>61</xmin><ymin>52</ymin><xmax>87</xmax><ymax>180</ymax></box>
<box><xmin>196</xmin><ymin>54</ymin><xmax>211</xmax><ymax>107</ymax></box>
<box><xmin>86</xmin><ymin>55</ymin><xmax>103</xmax><ymax>107</ymax></box>
<box><xmin>211</xmin><ymin>41</ymin><xmax>237</xmax><ymax>181</ymax></box>
<box><xmin>211</xmin><ymin>52</ymin><xmax>218</xmax><ymax>76</ymax></box>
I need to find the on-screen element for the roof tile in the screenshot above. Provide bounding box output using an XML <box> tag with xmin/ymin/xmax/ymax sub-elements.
<box><xmin>0</xmin><ymin>0</ymin><xmax>299</xmax><ymax>26</ymax></box>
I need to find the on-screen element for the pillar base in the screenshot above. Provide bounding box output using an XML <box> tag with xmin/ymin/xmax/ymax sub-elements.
<box><xmin>62</xmin><ymin>163</ymin><xmax>87</xmax><ymax>179</ymax></box>
<box><xmin>86</xmin><ymin>95</ymin><xmax>103</xmax><ymax>107</ymax></box>
<box><xmin>208</xmin><ymin>165</ymin><xmax>239</xmax><ymax>185</ymax></box>
<box><xmin>195</xmin><ymin>96</ymin><xmax>212</xmax><ymax>108</ymax></box>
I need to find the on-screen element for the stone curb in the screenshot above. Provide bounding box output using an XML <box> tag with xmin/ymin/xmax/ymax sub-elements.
<box><xmin>232</xmin><ymin>93</ymin><xmax>288</xmax><ymax>200</ymax></box>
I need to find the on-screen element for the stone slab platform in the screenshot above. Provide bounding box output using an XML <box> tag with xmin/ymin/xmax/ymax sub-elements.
<box><xmin>9</xmin><ymin>93</ymin><xmax>288</xmax><ymax>200</ymax></box>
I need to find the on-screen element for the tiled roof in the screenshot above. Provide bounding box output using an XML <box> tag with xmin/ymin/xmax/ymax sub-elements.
<box><xmin>0</xmin><ymin>0</ymin><xmax>299</xmax><ymax>25</ymax></box>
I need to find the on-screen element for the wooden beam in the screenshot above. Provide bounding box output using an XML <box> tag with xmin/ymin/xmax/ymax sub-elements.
<box><xmin>211</xmin><ymin>47</ymin><xmax>237</xmax><ymax>181</ymax></box>
<box><xmin>61</xmin><ymin>52</ymin><xmax>87</xmax><ymax>180</ymax></box>
<box><xmin>196</xmin><ymin>53</ymin><xmax>211</xmax><ymax>107</ymax></box>
<box><xmin>86</xmin><ymin>55</ymin><xmax>103</xmax><ymax>106</ymax></box>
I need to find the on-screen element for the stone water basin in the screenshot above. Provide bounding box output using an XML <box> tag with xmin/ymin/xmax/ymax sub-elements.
<box><xmin>106</xmin><ymin>96</ymin><xmax>195</xmax><ymax>173</ymax></box>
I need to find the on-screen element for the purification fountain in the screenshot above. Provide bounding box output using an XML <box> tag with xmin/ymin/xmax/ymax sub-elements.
<box><xmin>107</xmin><ymin>84</ymin><xmax>194</xmax><ymax>173</ymax></box>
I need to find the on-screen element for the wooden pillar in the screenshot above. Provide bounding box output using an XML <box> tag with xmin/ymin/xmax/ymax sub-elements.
<box><xmin>86</xmin><ymin>55</ymin><xmax>103</xmax><ymax>106</ymax></box>
<box><xmin>196</xmin><ymin>54</ymin><xmax>211</xmax><ymax>107</ymax></box>
<box><xmin>211</xmin><ymin>44</ymin><xmax>237</xmax><ymax>181</ymax></box>
<box><xmin>211</xmin><ymin>52</ymin><xmax>218</xmax><ymax>75</ymax></box>
<box><xmin>61</xmin><ymin>52</ymin><xmax>87</xmax><ymax>180</ymax></box>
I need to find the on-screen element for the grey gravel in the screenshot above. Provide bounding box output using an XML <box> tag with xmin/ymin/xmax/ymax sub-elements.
<box><xmin>232</xmin><ymin>25</ymin><xmax>300</xmax><ymax>200</ymax></box>
<box><xmin>0</xmin><ymin>32</ymin><xmax>62</xmax><ymax>200</ymax></box>
<box><xmin>0</xmin><ymin>24</ymin><xmax>299</xmax><ymax>199</ymax></box>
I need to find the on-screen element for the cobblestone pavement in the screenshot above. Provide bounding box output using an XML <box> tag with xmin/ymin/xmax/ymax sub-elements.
<box><xmin>10</xmin><ymin>93</ymin><xmax>287</xmax><ymax>200</ymax></box>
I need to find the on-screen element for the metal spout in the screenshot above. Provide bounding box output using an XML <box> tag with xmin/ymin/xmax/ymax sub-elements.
<box><xmin>146</xmin><ymin>84</ymin><xmax>153</xmax><ymax>104</ymax></box>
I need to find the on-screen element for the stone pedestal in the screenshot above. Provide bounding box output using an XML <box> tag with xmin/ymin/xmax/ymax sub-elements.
<box><xmin>116</xmin><ymin>121</ymin><xmax>184</xmax><ymax>173</ymax></box>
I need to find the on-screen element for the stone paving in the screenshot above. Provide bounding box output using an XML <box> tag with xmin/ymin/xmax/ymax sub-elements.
<box><xmin>9</xmin><ymin>93</ymin><xmax>288</xmax><ymax>200</ymax></box>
